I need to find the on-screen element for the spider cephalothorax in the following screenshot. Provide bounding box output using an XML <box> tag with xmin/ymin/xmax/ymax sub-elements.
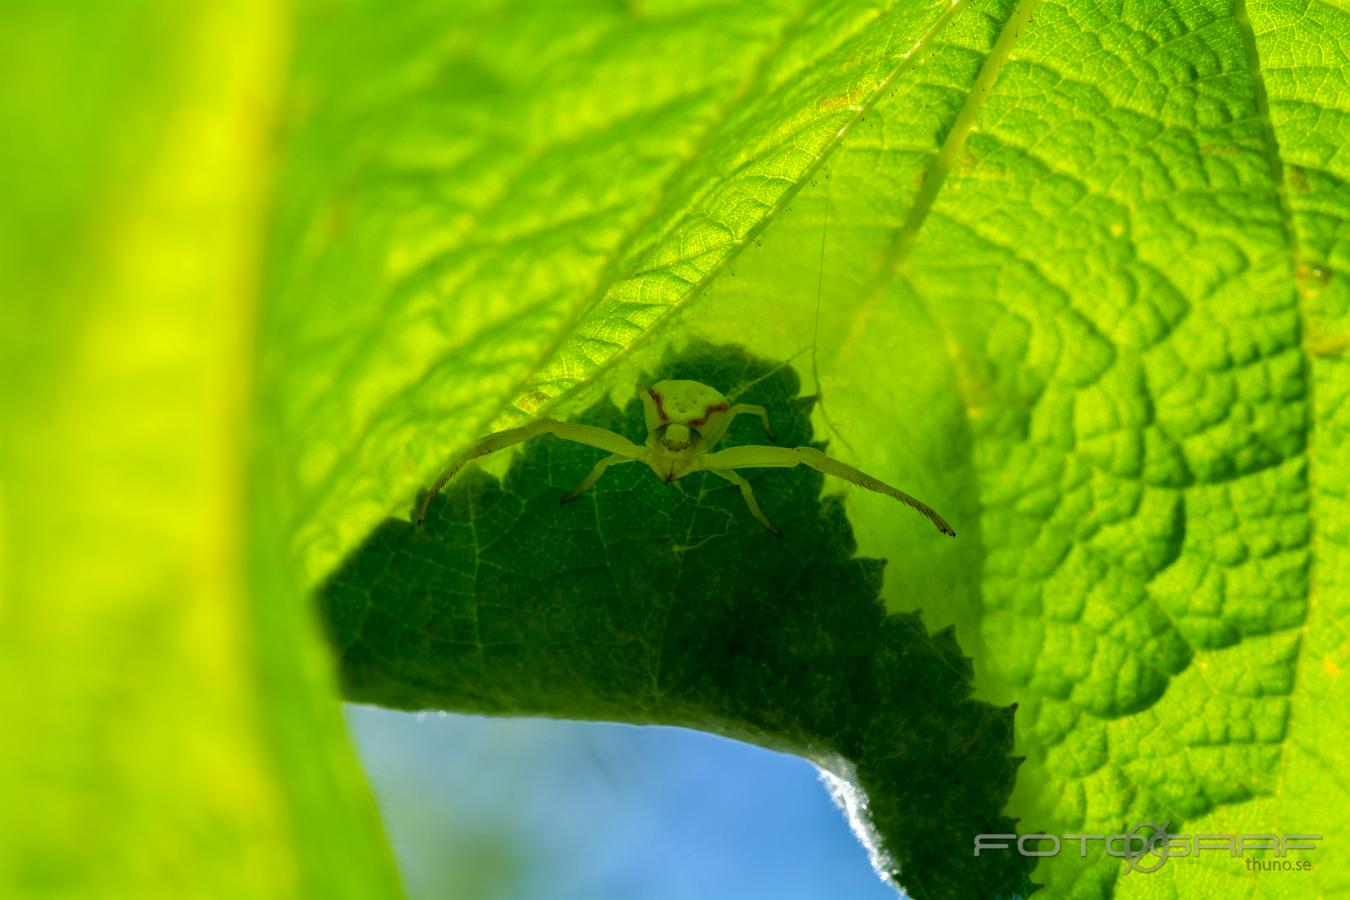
<box><xmin>641</xmin><ymin>380</ymin><xmax>769</xmax><ymax>473</ymax></box>
<box><xmin>417</xmin><ymin>379</ymin><xmax>953</xmax><ymax>538</ymax></box>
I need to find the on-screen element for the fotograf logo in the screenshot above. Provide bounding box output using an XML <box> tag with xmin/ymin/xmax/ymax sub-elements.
<box><xmin>974</xmin><ymin>823</ymin><xmax>1322</xmax><ymax>875</ymax></box>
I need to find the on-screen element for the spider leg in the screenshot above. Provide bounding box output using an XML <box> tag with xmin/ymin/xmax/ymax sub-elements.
<box><xmin>699</xmin><ymin>444</ymin><xmax>955</xmax><ymax>537</ymax></box>
<box><xmin>561</xmin><ymin>454</ymin><xmax>637</xmax><ymax>504</ymax></box>
<box><xmin>418</xmin><ymin>418</ymin><xmax>644</xmax><ymax>524</ymax></box>
<box><xmin>728</xmin><ymin>404</ymin><xmax>776</xmax><ymax>442</ymax></box>
<box><xmin>702</xmin><ymin>403</ymin><xmax>777</xmax><ymax>446</ymax></box>
<box><xmin>709</xmin><ymin>469</ymin><xmax>782</xmax><ymax>536</ymax></box>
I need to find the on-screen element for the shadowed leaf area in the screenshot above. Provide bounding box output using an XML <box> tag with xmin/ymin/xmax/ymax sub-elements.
<box><xmin>319</xmin><ymin>343</ymin><xmax>1033</xmax><ymax>900</ymax></box>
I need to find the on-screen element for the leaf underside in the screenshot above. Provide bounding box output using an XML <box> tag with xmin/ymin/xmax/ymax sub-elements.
<box><xmin>320</xmin><ymin>343</ymin><xmax>1033</xmax><ymax>900</ymax></box>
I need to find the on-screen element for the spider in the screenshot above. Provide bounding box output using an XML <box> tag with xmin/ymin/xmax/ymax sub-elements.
<box><xmin>417</xmin><ymin>379</ymin><xmax>955</xmax><ymax>538</ymax></box>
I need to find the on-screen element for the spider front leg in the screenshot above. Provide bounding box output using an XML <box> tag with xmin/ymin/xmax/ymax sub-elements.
<box><xmin>699</xmin><ymin>444</ymin><xmax>955</xmax><ymax>537</ymax></box>
<box><xmin>418</xmin><ymin>418</ymin><xmax>645</xmax><ymax>524</ymax></box>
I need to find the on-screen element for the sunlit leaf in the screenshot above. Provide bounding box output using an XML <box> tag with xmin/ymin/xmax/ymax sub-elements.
<box><xmin>322</xmin><ymin>344</ymin><xmax>1031</xmax><ymax>900</ymax></box>
<box><xmin>282</xmin><ymin>0</ymin><xmax>1347</xmax><ymax>895</ymax></box>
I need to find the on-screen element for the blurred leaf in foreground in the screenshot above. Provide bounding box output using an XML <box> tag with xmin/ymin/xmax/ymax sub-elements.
<box><xmin>0</xmin><ymin>4</ymin><xmax>398</xmax><ymax>899</ymax></box>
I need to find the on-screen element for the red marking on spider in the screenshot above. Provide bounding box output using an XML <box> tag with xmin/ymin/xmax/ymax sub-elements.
<box><xmin>650</xmin><ymin>389</ymin><xmax>669</xmax><ymax>421</ymax></box>
<box><xmin>687</xmin><ymin>403</ymin><xmax>729</xmax><ymax>428</ymax></box>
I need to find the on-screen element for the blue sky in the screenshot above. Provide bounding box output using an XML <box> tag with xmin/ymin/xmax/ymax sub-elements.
<box><xmin>349</xmin><ymin>707</ymin><xmax>898</xmax><ymax>900</ymax></box>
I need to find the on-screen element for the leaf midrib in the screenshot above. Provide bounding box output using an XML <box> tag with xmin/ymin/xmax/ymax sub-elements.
<box><xmin>477</xmin><ymin>0</ymin><xmax>974</xmax><ymax>437</ymax></box>
<box><xmin>294</xmin><ymin>0</ymin><xmax>822</xmax><ymax>527</ymax></box>
<box><xmin>1233</xmin><ymin>0</ymin><xmax>1321</xmax><ymax>846</ymax></box>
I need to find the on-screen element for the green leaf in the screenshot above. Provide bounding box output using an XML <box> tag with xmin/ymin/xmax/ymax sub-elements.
<box><xmin>259</xmin><ymin>0</ymin><xmax>1345</xmax><ymax>896</ymax></box>
<box><xmin>0</xmin><ymin>4</ymin><xmax>399</xmax><ymax>899</ymax></box>
<box><xmin>263</xmin><ymin>0</ymin><xmax>972</xmax><ymax>584</ymax></box>
<box><xmin>670</xmin><ymin>2</ymin><xmax>1350</xmax><ymax>897</ymax></box>
<box><xmin>321</xmin><ymin>343</ymin><xmax>1031</xmax><ymax>900</ymax></box>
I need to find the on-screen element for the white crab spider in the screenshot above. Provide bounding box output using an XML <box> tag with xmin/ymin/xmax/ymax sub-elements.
<box><xmin>417</xmin><ymin>380</ymin><xmax>955</xmax><ymax>537</ymax></box>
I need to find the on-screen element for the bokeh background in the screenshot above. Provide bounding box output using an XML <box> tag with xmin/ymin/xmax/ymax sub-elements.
<box><xmin>351</xmin><ymin>710</ymin><xmax>895</xmax><ymax>900</ymax></box>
